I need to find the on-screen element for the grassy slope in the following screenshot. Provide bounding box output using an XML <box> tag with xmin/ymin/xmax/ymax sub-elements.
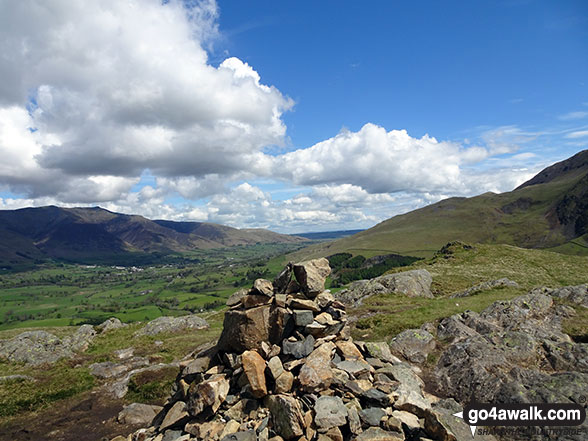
<box><xmin>350</xmin><ymin>243</ymin><xmax>588</xmax><ymax>341</ymax></box>
<box><xmin>291</xmin><ymin>168</ymin><xmax>587</xmax><ymax>261</ymax></box>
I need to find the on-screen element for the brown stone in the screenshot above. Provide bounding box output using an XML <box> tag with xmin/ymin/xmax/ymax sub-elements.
<box><xmin>242</xmin><ymin>350</ymin><xmax>268</xmax><ymax>398</ymax></box>
<box><xmin>288</xmin><ymin>297</ymin><xmax>320</xmax><ymax>312</ymax></box>
<box><xmin>243</xmin><ymin>294</ymin><xmax>273</xmax><ymax>309</ymax></box>
<box><xmin>325</xmin><ymin>427</ymin><xmax>343</xmax><ymax>441</ymax></box>
<box><xmin>293</xmin><ymin>258</ymin><xmax>331</xmax><ymax>297</ymax></box>
<box><xmin>298</xmin><ymin>342</ymin><xmax>335</xmax><ymax>391</ymax></box>
<box><xmin>159</xmin><ymin>401</ymin><xmax>188</xmax><ymax>430</ymax></box>
<box><xmin>335</xmin><ymin>340</ymin><xmax>363</xmax><ymax>360</ymax></box>
<box><xmin>275</xmin><ymin>370</ymin><xmax>294</xmax><ymax>393</ymax></box>
<box><xmin>253</xmin><ymin>279</ymin><xmax>275</xmax><ymax>296</ymax></box>
<box><xmin>217</xmin><ymin>305</ymin><xmax>272</xmax><ymax>353</ymax></box>
<box><xmin>187</xmin><ymin>374</ymin><xmax>230</xmax><ymax>416</ymax></box>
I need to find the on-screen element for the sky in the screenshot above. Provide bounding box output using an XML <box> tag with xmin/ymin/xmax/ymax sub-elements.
<box><xmin>0</xmin><ymin>0</ymin><xmax>587</xmax><ymax>233</ymax></box>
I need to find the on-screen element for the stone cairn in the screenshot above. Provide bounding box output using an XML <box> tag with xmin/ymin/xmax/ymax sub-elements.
<box><xmin>125</xmin><ymin>258</ymin><xmax>475</xmax><ymax>441</ymax></box>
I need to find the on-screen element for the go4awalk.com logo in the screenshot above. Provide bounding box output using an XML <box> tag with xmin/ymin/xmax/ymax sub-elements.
<box><xmin>453</xmin><ymin>403</ymin><xmax>586</xmax><ymax>437</ymax></box>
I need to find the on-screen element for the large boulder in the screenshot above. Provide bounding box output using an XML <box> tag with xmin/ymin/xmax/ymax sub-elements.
<box><xmin>336</xmin><ymin>269</ymin><xmax>433</xmax><ymax>305</ymax></box>
<box><xmin>0</xmin><ymin>325</ymin><xmax>96</xmax><ymax>365</ymax></box>
<box><xmin>134</xmin><ymin>315</ymin><xmax>208</xmax><ymax>336</ymax></box>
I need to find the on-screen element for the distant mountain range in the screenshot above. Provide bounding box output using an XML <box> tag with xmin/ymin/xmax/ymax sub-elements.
<box><xmin>0</xmin><ymin>206</ymin><xmax>306</xmax><ymax>267</ymax></box>
<box><xmin>297</xmin><ymin>149</ymin><xmax>588</xmax><ymax>259</ymax></box>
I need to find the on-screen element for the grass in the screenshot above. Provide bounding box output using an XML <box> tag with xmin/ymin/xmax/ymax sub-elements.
<box><xmin>290</xmin><ymin>169</ymin><xmax>588</xmax><ymax>261</ymax></box>
<box><xmin>349</xmin><ymin>243</ymin><xmax>588</xmax><ymax>341</ymax></box>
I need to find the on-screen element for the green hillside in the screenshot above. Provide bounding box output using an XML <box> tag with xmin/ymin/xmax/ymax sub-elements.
<box><xmin>293</xmin><ymin>150</ymin><xmax>588</xmax><ymax>260</ymax></box>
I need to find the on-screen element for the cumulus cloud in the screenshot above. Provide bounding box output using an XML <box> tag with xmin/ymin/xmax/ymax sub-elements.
<box><xmin>0</xmin><ymin>0</ymin><xmax>292</xmax><ymax>199</ymax></box>
<box><xmin>273</xmin><ymin>123</ymin><xmax>490</xmax><ymax>194</ymax></box>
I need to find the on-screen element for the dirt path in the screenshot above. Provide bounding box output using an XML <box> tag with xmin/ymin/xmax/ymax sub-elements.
<box><xmin>0</xmin><ymin>390</ymin><xmax>140</xmax><ymax>441</ymax></box>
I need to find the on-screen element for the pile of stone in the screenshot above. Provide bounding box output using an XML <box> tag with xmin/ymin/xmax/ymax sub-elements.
<box><xmin>121</xmin><ymin>258</ymin><xmax>490</xmax><ymax>441</ymax></box>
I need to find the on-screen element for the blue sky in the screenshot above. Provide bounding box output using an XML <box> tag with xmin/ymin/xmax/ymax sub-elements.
<box><xmin>0</xmin><ymin>0</ymin><xmax>587</xmax><ymax>232</ymax></box>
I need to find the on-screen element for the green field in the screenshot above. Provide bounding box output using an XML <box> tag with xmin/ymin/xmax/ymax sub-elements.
<box><xmin>0</xmin><ymin>242</ymin><xmax>304</xmax><ymax>330</ymax></box>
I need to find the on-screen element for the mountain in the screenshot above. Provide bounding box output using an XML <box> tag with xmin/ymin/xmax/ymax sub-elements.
<box><xmin>295</xmin><ymin>149</ymin><xmax>588</xmax><ymax>259</ymax></box>
<box><xmin>0</xmin><ymin>206</ymin><xmax>306</xmax><ymax>267</ymax></box>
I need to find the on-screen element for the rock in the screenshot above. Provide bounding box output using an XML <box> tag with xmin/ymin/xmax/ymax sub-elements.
<box><xmin>273</xmin><ymin>370</ymin><xmax>292</xmax><ymax>393</ymax></box>
<box><xmin>424</xmin><ymin>399</ymin><xmax>498</xmax><ymax>441</ymax></box>
<box><xmin>314</xmin><ymin>396</ymin><xmax>347</xmax><ymax>429</ymax></box>
<box><xmin>114</xmin><ymin>347</ymin><xmax>135</xmax><ymax>360</ymax></box>
<box><xmin>336</xmin><ymin>340</ymin><xmax>363</xmax><ymax>360</ymax></box>
<box><xmin>64</xmin><ymin>325</ymin><xmax>97</xmax><ymax>352</ymax></box>
<box><xmin>97</xmin><ymin>317</ymin><xmax>127</xmax><ymax>333</ymax></box>
<box><xmin>118</xmin><ymin>403</ymin><xmax>163</xmax><ymax>425</ymax></box>
<box><xmin>359</xmin><ymin>408</ymin><xmax>386</xmax><ymax>427</ymax></box>
<box><xmin>316</xmin><ymin>291</ymin><xmax>335</xmax><ymax>309</ymax></box>
<box><xmin>0</xmin><ymin>326</ymin><xmax>98</xmax><ymax>366</ymax></box>
<box><xmin>187</xmin><ymin>374</ymin><xmax>230</xmax><ymax>416</ymax></box>
<box><xmin>293</xmin><ymin>258</ymin><xmax>331</xmax><ymax>297</ymax></box>
<box><xmin>219</xmin><ymin>420</ymin><xmax>241</xmax><ymax>439</ymax></box>
<box><xmin>242</xmin><ymin>350</ymin><xmax>268</xmax><ymax>398</ymax></box>
<box><xmin>394</xmin><ymin>387</ymin><xmax>431</xmax><ymax>417</ymax></box>
<box><xmin>181</xmin><ymin>356</ymin><xmax>211</xmax><ymax>380</ymax></box>
<box><xmin>364</xmin><ymin>342</ymin><xmax>399</xmax><ymax>364</ymax></box>
<box><xmin>266</xmin><ymin>394</ymin><xmax>305</xmax><ymax>440</ymax></box>
<box><xmin>267</xmin><ymin>356</ymin><xmax>284</xmax><ymax>380</ymax></box>
<box><xmin>221</xmin><ymin>431</ymin><xmax>256</xmax><ymax>441</ymax></box>
<box><xmin>253</xmin><ymin>279</ymin><xmax>275</xmax><ymax>297</ymax></box>
<box><xmin>288</xmin><ymin>298</ymin><xmax>320</xmax><ymax>312</ymax></box>
<box><xmin>346</xmin><ymin>405</ymin><xmax>362</xmax><ymax>434</ymax></box>
<box><xmin>298</xmin><ymin>342</ymin><xmax>335</xmax><ymax>391</ymax></box>
<box><xmin>361</xmin><ymin>388</ymin><xmax>392</xmax><ymax>407</ymax></box>
<box><xmin>273</xmin><ymin>264</ymin><xmax>293</xmax><ymax>294</ymax></box>
<box><xmin>159</xmin><ymin>401</ymin><xmax>188</xmax><ymax>431</ymax></box>
<box><xmin>334</xmin><ymin>359</ymin><xmax>373</xmax><ymax>376</ymax></box>
<box><xmin>541</xmin><ymin>284</ymin><xmax>588</xmax><ymax>307</ymax></box>
<box><xmin>389</xmin><ymin>329</ymin><xmax>435</xmax><ymax>364</ymax></box>
<box><xmin>336</xmin><ymin>269</ymin><xmax>433</xmax><ymax>306</ymax></box>
<box><xmin>135</xmin><ymin>315</ymin><xmax>208</xmax><ymax>336</ymax></box>
<box><xmin>282</xmin><ymin>335</ymin><xmax>315</xmax><ymax>359</ymax></box>
<box><xmin>243</xmin><ymin>294</ymin><xmax>273</xmax><ymax>309</ymax></box>
<box><xmin>217</xmin><ymin>305</ymin><xmax>272</xmax><ymax>353</ymax></box>
<box><xmin>227</xmin><ymin>289</ymin><xmax>248</xmax><ymax>307</ymax></box>
<box><xmin>450</xmin><ymin>278</ymin><xmax>519</xmax><ymax>298</ymax></box>
<box><xmin>391</xmin><ymin>410</ymin><xmax>421</xmax><ymax>430</ymax></box>
<box><xmin>293</xmin><ymin>310</ymin><xmax>315</xmax><ymax>327</ymax></box>
<box><xmin>377</xmin><ymin>364</ymin><xmax>423</xmax><ymax>392</ymax></box>
<box><xmin>90</xmin><ymin>361</ymin><xmax>132</xmax><ymax>379</ymax></box>
<box><xmin>355</xmin><ymin>427</ymin><xmax>404</xmax><ymax>441</ymax></box>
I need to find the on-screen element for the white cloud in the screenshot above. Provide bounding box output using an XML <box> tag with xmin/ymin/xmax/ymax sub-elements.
<box><xmin>0</xmin><ymin>0</ymin><xmax>292</xmax><ymax>196</ymax></box>
<box><xmin>559</xmin><ymin>111</ymin><xmax>588</xmax><ymax>120</ymax></box>
<box><xmin>565</xmin><ymin>130</ymin><xmax>588</xmax><ymax>139</ymax></box>
<box><xmin>273</xmin><ymin>123</ymin><xmax>489</xmax><ymax>194</ymax></box>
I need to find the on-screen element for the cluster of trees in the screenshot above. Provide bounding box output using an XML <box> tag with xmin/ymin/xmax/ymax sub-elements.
<box><xmin>328</xmin><ymin>253</ymin><xmax>421</xmax><ymax>287</ymax></box>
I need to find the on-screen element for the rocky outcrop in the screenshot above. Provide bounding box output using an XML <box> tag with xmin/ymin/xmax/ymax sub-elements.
<box><xmin>0</xmin><ymin>325</ymin><xmax>96</xmax><ymax>365</ymax></box>
<box><xmin>432</xmin><ymin>287</ymin><xmax>588</xmax><ymax>440</ymax></box>
<box><xmin>135</xmin><ymin>315</ymin><xmax>209</xmax><ymax>336</ymax></box>
<box><xmin>449</xmin><ymin>278</ymin><xmax>519</xmax><ymax>298</ymax></box>
<box><xmin>120</xmin><ymin>260</ymin><xmax>491</xmax><ymax>441</ymax></box>
<box><xmin>336</xmin><ymin>269</ymin><xmax>433</xmax><ymax>306</ymax></box>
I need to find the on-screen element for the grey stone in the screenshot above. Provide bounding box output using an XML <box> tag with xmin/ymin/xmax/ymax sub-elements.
<box><xmin>336</xmin><ymin>269</ymin><xmax>433</xmax><ymax>306</ymax></box>
<box><xmin>355</xmin><ymin>427</ymin><xmax>404</xmax><ymax>441</ymax></box>
<box><xmin>293</xmin><ymin>310</ymin><xmax>315</xmax><ymax>327</ymax></box>
<box><xmin>96</xmin><ymin>317</ymin><xmax>127</xmax><ymax>333</ymax></box>
<box><xmin>282</xmin><ymin>334</ymin><xmax>315</xmax><ymax>359</ymax></box>
<box><xmin>118</xmin><ymin>403</ymin><xmax>162</xmax><ymax>425</ymax></box>
<box><xmin>266</xmin><ymin>394</ymin><xmax>305</xmax><ymax>440</ymax></box>
<box><xmin>389</xmin><ymin>328</ymin><xmax>435</xmax><ymax>364</ymax></box>
<box><xmin>359</xmin><ymin>408</ymin><xmax>386</xmax><ymax>427</ymax></box>
<box><xmin>134</xmin><ymin>315</ymin><xmax>208</xmax><ymax>336</ymax></box>
<box><xmin>314</xmin><ymin>396</ymin><xmax>348</xmax><ymax>429</ymax></box>
<box><xmin>221</xmin><ymin>430</ymin><xmax>256</xmax><ymax>441</ymax></box>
